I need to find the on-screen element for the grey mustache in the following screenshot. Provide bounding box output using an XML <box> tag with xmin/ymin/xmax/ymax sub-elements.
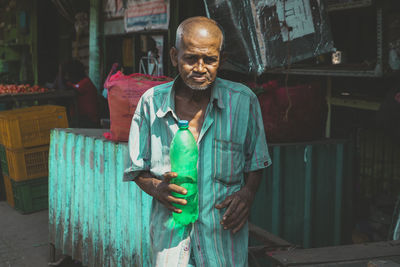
<box><xmin>187</xmin><ymin>74</ymin><xmax>210</xmax><ymax>80</ymax></box>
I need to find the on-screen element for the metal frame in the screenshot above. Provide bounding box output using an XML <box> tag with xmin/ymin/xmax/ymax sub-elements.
<box><xmin>139</xmin><ymin>55</ymin><xmax>161</xmax><ymax>76</ymax></box>
<box><xmin>324</xmin><ymin>76</ymin><xmax>381</xmax><ymax>139</ymax></box>
<box><xmin>329</xmin><ymin>97</ymin><xmax>381</xmax><ymax>111</ymax></box>
<box><xmin>326</xmin><ymin>0</ymin><xmax>373</xmax><ymax>12</ymax></box>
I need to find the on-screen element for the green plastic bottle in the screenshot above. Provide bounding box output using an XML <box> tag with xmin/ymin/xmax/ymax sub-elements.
<box><xmin>170</xmin><ymin>120</ymin><xmax>199</xmax><ymax>225</ymax></box>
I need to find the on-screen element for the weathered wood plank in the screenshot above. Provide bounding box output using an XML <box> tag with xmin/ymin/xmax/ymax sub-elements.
<box><xmin>270</xmin><ymin>241</ymin><xmax>400</xmax><ymax>266</ymax></box>
<box><xmin>249</xmin><ymin>223</ymin><xmax>292</xmax><ymax>248</ymax></box>
<box><xmin>368</xmin><ymin>258</ymin><xmax>400</xmax><ymax>267</ymax></box>
<box><xmin>291</xmin><ymin>257</ymin><xmax>400</xmax><ymax>267</ymax></box>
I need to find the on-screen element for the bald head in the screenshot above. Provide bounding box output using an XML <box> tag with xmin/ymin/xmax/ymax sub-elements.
<box><xmin>175</xmin><ymin>16</ymin><xmax>224</xmax><ymax>51</ymax></box>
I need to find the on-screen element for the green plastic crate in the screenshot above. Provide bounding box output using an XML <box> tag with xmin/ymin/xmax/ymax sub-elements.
<box><xmin>0</xmin><ymin>60</ymin><xmax>8</xmax><ymax>73</ymax></box>
<box><xmin>0</xmin><ymin>172</ymin><xmax>5</xmax><ymax>201</ymax></box>
<box><xmin>11</xmin><ymin>177</ymin><xmax>48</xmax><ymax>214</ymax></box>
<box><xmin>0</xmin><ymin>145</ymin><xmax>9</xmax><ymax>176</ymax></box>
<box><xmin>5</xmin><ymin>28</ymin><xmax>17</xmax><ymax>44</ymax></box>
<box><xmin>0</xmin><ymin>47</ymin><xmax>20</xmax><ymax>61</ymax></box>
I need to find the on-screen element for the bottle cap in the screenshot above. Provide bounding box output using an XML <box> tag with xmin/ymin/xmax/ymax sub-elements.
<box><xmin>178</xmin><ymin>120</ymin><xmax>189</xmax><ymax>128</ymax></box>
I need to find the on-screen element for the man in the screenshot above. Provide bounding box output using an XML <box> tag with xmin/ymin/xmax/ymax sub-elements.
<box><xmin>124</xmin><ymin>16</ymin><xmax>271</xmax><ymax>266</ymax></box>
<box><xmin>54</xmin><ymin>59</ymin><xmax>100</xmax><ymax>128</ymax></box>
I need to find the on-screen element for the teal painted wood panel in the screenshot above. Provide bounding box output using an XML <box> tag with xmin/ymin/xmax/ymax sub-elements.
<box><xmin>49</xmin><ymin>129</ymin><xmax>152</xmax><ymax>267</ymax></box>
<box><xmin>250</xmin><ymin>140</ymin><xmax>354</xmax><ymax>249</ymax></box>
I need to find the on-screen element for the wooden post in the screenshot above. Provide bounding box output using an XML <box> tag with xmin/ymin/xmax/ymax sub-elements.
<box><xmin>89</xmin><ymin>0</ymin><xmax>101</xmax><ymax>91</ymax></box>
<box><xmin>325</xmin><ymin>76</ymin><xmax>332</xmax><ymax>138</ymax></box>
<box><xmin>303</xmin><ymin>145</ymin><xmax>313</xmax><ymax>248</ymax></box>
<box><xmin>271</xmin><ymin>146</ymin><xmax>281</xmax><ymax>236</ymax></box>
<box><xmin>334</xmin><ymin>144</ymin><xmax>344</xmax><ymax>245</ymax></box>
<box><xmin>31</xmin><ymin>0</ymin><xmax>38</xmax><ymax>85</ymax></box>
<box><xmin>168</xmin><ymin>0</ymin><xmax>179</xmax><ymax>77</ymax></box>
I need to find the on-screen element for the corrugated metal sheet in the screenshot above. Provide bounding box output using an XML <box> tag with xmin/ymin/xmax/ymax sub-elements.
<box><xmin>48</xmin><ymin>128</ymin><xmax>152</xmax><ymax>267</ymax></box>
<box><xmin>49</xmin><ymin>129</ymin><xmax>353</xmax><ymax>266</ymax></box>
<box><xmin>250</xmin><ymin>140</ymin><xmax>354</xmax><ymax>249</ymax></box>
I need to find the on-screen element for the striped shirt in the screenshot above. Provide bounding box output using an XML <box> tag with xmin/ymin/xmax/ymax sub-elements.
<box><xmin>124</xmin><ymin>77</ymin><xmax>271</xmax><ymax>266</ymax></box>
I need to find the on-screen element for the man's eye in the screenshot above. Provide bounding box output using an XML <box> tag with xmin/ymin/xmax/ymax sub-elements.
<box><xmin>185</xmin><ymin>56</ymin><xmax>197</xmax><ymax>62</ymax></box>
<box><xmin>204</xmin><ymin>57</ymin><xmax>217</xmax><ymax>64</ymax></box>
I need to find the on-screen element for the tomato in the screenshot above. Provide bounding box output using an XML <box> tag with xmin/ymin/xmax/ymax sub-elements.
<box><xmin>0</xmin><ymin>83</ymin><xmax>50</xmax><ymax>95</ymax></box>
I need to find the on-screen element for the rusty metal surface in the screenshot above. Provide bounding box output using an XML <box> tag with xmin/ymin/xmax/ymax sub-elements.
<box><xmin>48</xmin><ymin>128</ymin><xmax>152</xmax><ymax>267</ymax></box>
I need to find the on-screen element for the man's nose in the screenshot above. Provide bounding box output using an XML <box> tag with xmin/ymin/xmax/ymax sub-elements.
<box><xmin>194</xmin><ymin>59</ymin><xmax>206</xmax><ymax>72</ymax></box>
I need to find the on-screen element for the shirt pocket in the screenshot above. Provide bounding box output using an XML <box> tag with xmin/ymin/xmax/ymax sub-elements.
<box><xmin>212</xmin><ymin>139</ymin><xmax>244</xmax><ymax>186</ymax></box>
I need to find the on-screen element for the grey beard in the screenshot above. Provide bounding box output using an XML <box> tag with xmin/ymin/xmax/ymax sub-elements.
<box><xmin>187</xmin><ymin>83</ymin><xmax>209</xmax><ymax>90</ymax></box>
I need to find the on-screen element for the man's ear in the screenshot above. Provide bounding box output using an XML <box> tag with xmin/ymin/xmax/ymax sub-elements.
<box><xmin>170</xmin><ymin>47</ymin><xmax>178</xmax><ymax>67</ymax></box>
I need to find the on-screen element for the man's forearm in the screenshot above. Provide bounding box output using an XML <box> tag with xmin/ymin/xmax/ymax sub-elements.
<box><xmin>134</xmin><ymin>171</ymin><xmax>160</xmax><ymax>197</ymax></box>
<box><xmin>243</xmin><ymin>169</ymin><xmax>263</xmax><ymax>196</ymax></box>
<box><xmin>134</xmin><ymin>171</ymin><xmax>187</xmax><ymax>213</ymax></box>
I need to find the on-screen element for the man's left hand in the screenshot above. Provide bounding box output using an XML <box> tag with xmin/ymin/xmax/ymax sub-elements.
<box><xmin>215</xmin><ymin>186</ymin><xmax>254</xmax><ymax>234</ymax></box>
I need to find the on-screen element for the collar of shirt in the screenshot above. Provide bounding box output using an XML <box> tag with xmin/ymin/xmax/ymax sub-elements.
<box><xmin>155</xmin><ymin>76</ymin><xmax>225</xmax><ymax>120</ymax></box>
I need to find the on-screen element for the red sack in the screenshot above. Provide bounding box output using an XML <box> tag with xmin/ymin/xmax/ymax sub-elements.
<box><xmin>104</xmin><ymin>64</ymin><xmax>173</xmax><ymax>141</ymax></box>
<box><xmin>254</xmin><ymin>80</ymin><xmax>326</xmax><ymax>143</ymax></box>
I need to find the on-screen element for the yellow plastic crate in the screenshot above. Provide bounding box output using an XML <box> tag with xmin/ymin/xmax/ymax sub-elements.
<box><xmin>3</xmin><ymin>174</ymin><xmax>14</xmax><ymax>207</ymax></box>
<box><xmin>0</xmin><ymin>105</ymin><xmax>68</xmax><ymax>149</ymax></box>
<box><xmin>0</xmin><ymin>145</ymin><xmax>49</xmax><ymax>182</ymax></box>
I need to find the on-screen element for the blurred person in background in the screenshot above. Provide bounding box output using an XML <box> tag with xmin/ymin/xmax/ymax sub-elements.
<box><xmin>54</xmin><ymin>59</ymin><xmax>100</xmax><ymax>128</ymax></box>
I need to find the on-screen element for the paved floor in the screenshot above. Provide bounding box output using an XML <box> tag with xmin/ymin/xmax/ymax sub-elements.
<box><xmin>0</xmin><ymin>201</ymin><xmax>49</xmax><ymax>267</ymax></box>
<box><xmin>0</xmin><ymin>202</ymin><xmax>83</xmax><ymax>267</ymax></box>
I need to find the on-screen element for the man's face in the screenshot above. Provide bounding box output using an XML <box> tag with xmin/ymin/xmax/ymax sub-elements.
<box><xmin>170</xmin><ymin>34</ymin><xmax>221</xmax><ymax>90</ymax></box>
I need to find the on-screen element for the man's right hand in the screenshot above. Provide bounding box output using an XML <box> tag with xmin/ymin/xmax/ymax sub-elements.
<box><xmin>135</xmin><ymin>171</ymin><xmax>188</xmax><ymax>213</ymax></box>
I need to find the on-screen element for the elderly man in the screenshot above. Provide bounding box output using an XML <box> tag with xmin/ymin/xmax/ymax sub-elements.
<box><xmin>124</xmin><ymin>16</ymin><xmax>271</xmax><ymax>266</ymax></box>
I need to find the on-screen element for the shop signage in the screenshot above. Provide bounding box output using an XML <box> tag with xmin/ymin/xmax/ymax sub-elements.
<box><xmin>124</xmin><ymin>0</ymin><xmax>169</xmax><ymax>32</ymax></box>
<box><xmin>103</xmin><ymin>0</ymin><xmax>125</xmax><ymax>19</ymax></box>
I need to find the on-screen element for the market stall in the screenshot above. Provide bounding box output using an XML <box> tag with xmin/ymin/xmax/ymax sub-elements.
<box><xmin>44</xmin><ymin>0</ymin><xmax>400</xmax><ymax>266</ymax></box>
<box><xmin>0</xmin><ymin>83</ymin><xmax>79</xmax><ymax>127</ymax></box>
<box><xmin>0</xmin><ymin>87</ymin><xmax>76</xmax><ymax>107</ymax></box>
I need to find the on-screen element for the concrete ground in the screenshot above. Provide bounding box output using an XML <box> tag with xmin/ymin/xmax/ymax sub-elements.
<box><xmin>0</xmin><ymin>201</ymin><xmax>82</xmax><ymax>267</ymax></box>
<box><xmin>0</xmin><ymin>201</ymin><xmax>49</xmax><ymax>267</ymax></box>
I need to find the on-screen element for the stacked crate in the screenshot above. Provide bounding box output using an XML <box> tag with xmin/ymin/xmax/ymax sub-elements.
<box><xmin>0</xmin><ymin>105</ymin><xmax>68</xmax><ymax>213</ymax></box>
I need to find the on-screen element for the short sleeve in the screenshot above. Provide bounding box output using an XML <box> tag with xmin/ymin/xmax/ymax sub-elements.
<box><xmin>71</xmin><ymin>78</ymin><xmax>90</xmax><ymax>95</ymax></box>
<box><xmin>123</xmin><ymin>96</ymin><xmax>151</xmax><ymax>181</ymax></box>
<box><xmin>244</xmin><ymin>95</ymin><xmax>272</xmax><ymax>172</ymax></box>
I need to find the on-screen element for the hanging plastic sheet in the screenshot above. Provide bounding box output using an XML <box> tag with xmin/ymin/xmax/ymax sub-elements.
<box><xmin>204</xmin><ymin>0</ymin><xmax>335</xmax><ymax>74</ymax></box>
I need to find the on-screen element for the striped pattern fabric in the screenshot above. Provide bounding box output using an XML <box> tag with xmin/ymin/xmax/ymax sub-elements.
<box><xmin>124</xmin><ymin>77</ymin><xmax>271</xmax><ymax>266</ymax></box>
